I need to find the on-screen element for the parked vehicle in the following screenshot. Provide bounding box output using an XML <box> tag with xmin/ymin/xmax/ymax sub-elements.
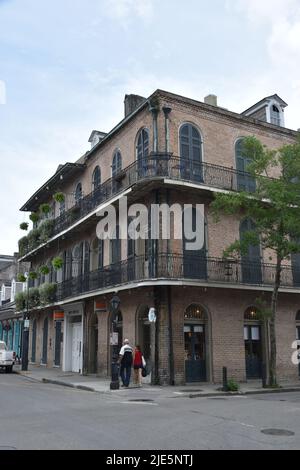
<box><xmin>0</xmin><ymin>341</ymin><xmax>15</xmax><ymax>373</ymax></box>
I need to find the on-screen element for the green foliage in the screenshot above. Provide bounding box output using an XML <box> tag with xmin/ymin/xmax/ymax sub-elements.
<box><xmin>18</xmin><ymin>236</ymin><xmax>28</xmax><ymax>257</ymax></box>
<box><xmin>39</xmin><ymin>283</ymin><xmax>57</xmax><ymax>305</ymax></box>
<box><xmin>17</xmin><ymin>273</ymin><xmax>26</xmax><ymax>283</ymax></box>
<box><xmin>28</xmin><ymin>287</ymin><xmax>40</xmax><ymax>309</ymax></box>
<box><xmin>227</xmin><ymin>379</ymin><xmax>239</xmax><ymax>392</ymax></box>
<box><xmin>19</xmin><ymin>222</ymin><xmax>29</xmax><ymax>231</ymax></box>
<box><xmin>254</xmin><ymin>296</ymin><xmax>272</xmax><ymax>320</ymax></box>
<box><xmin>29</xmin><ymin>212</ymin><xmax>39</xmax><ymax>223</ymax></box>
<box><xmin>53</xmin><ymin>192</ymin><xmax>65</xmax><ymax>203</ymax></box>
<box><xmin>28</xmin><ymin>271</ymin><xmax>38</xmax><ymax>280</ymax></box>
<box><xmin>15</xmin><ymin>292</ymin><xmax>26</xmax><ymax>311</ymax></box>
<box><xmin>27</xmin><ymin>228</ymin><xmax>40</xmax><ymax>251</ymax></box>
<box><xmin>39</xmin><ymin>219</ymin><xmax>55</xmax><ymax>243</ymax></box>
<box><xmin>40</xmin><ymin>203</ymin><xmax>51</xmax><ymax>214</ymax></box>
<box><xmin>39</xmin><ymin>265</ymin><xmax>50</xmax><ymax>275</ymax></box>
<box><xmin>52</xmin><ymin>256</ymin><xmax>63</xmax><ymax>270</ymax></box>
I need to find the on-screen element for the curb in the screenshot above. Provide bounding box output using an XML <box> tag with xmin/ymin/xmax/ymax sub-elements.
<box><xmin>188</xmin><ymin>387</ymin><xmax>300</xmax><ymax>398</ymax></box>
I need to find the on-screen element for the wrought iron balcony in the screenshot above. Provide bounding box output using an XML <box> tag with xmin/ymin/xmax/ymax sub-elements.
<box><xmin>53</xmin><ymin>253</ymin><xmax>300</xmax><ymax>303</ymax></box>
<box><xmin>20</xmin><ymin>154</ymin><xmax>257</xmax><ymax>258</ymax></box>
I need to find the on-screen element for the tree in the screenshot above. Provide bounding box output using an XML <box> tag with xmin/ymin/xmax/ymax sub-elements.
<box><xmin>211</xmin><ymin>136</ymin><xmax>300</xmax><ymax>386</ymax></box>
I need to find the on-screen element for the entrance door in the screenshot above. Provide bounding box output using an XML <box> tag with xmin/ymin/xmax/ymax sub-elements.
<box><xmin>71</xmin><ymin>323</ymin><xmax>82</xmax><ymax>373</ymax></box>
<box><xmin>244</xmin><ymin>325</ymin><xmax>262</xmax><ymax>378</ymax></box>
<box><xmin>184</xmin><ymin>324</ymin><xmax>206</xmax><ymax>382</ymax></box>
<box><xmin>42</xmin><ymin>318</ymin><xmax>48</xmax><ymax>364</ymax></box>
<box><xmin>296</xmin><ymin>326</ymin><xmax>300</xmax><ymax>377</ymax></box>
<box><xmin>31</xmin><ymin>319</ymin><xmax>37</xmax><ymax>362</ymax></box>
<box><xmin>54</xmin><ymin>321</ymin><xmax>62</xmax><ymax>366</ymax></box>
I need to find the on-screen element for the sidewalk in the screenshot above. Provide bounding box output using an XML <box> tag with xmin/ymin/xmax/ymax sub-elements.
<box><xmin>14</xmin><ymin>364</ymin><xmax>300</xmax><ymax>397</ymax></box>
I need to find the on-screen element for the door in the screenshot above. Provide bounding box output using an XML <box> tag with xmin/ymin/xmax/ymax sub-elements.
<box><xmin>71</xmin><ymin>323</ymin><xmax>82</xmax><ymax>373</ymax></box>
<box><xmin>110</xmin><ymin>226</ymin><xmax>121</xmax><ymax>284</ymax></box>
<box><xmin>42</xmin><ymin>318</ymin><xmax>48</xmax><ymax>364</ymax></box>
<box><xmin>184</xmin><ymin>324</ymin><xmax>206</xmax><ymax>382</ymax></box>
<box><xmin>240</xmin><ymin>219</ymin><xmax>262</xmax><ymax>284</ymax></box>
<box><xmin>180</xmin><ymin>124</ymin><xmax>203</xmax><ymax>182</ymax></box>
<box><xmin>31</xmin><ymin>319</ymin><xmax>37</xmax><ymax>362</ymax></box>
<box><xmin>54</xmin><ymin>321</ymin><xmax>62</xmax><ymax>366</ymax></box>
<box><xmin>297</xmin><ymin>326</ymin><xmax>300</xmax><ymax>377</ymax></box>
<box><xmin>236</xmin><ymin>139</ymin><xmax>256</xmax><ymax>192</ymax></box>
<box><xmin>183</xmin><ymin>208</ymin><xmax>207</xmax><ymax>280</ymax></box>
<box><xmin>244</xmin><ymin>325</ymin><xmax>262</xmax><ymax>378</ymax></box>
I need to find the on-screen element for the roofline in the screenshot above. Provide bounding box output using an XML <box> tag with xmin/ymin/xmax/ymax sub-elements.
<box><xmin>20</xmin><ymin>162</ymin><xmax>86</xmax><ymax>211</ymax></box>
<box><xmin>242</xmin><ymin>94</ymin><xmax>288</xmax><ymax>115</ymax></box>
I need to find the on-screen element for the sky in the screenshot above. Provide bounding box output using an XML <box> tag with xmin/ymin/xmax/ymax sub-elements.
<box><xmin>0</xmin><ymin>0</ymin><xmax>300</xmax><ymax>255</ymax></box>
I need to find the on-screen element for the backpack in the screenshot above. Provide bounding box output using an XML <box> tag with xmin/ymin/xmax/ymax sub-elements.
<box><xmin>121</xmin><ymin>347</ymin><xmax>133</xmax><ymax>366</ymax></box>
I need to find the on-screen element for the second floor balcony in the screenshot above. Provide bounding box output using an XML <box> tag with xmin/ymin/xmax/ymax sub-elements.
<box><xmin>19</xmin><ymin>154</ymin><xmax>258</xmax><ymax>260</ymax></box>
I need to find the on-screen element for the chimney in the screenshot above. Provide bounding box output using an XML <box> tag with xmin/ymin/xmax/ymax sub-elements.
<box><xmin>204</xmin><ymin>94</ymin><xmax>218</xmax><ymax>107</ymax></box>
<box><xmin>124</xmin><ymin>94</ymin><xmax>146</xmax><ymax>117</ymax></box>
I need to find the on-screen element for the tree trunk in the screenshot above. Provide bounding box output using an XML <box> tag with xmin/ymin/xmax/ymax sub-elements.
<box><xmin>269</xmin><ymin>254</ymin><xmax>282</xmax><ymax>386</ymax></box>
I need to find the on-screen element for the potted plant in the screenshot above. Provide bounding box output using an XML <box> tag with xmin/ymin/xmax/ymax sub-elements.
<box><xmin>17</xmin><ymin>273</ymin><xmax>27</xmax><ymax>283</ymax></box>
<box><xmin>28</xmin><ymin>271</ymin><xmax>38</xmax><ymax>281</ymax></box>
<box><xmin>39</xmin><ymin>283</ymin><xmax>57</xmax><ymax>305</ymax></box>
<box><xmin>52</xmin><ymin>257</ymin><xmax>63</xmax><ymax>270</ymax></box>
<box><xmin>40</xmin><ymin>203</ymin><xmax>51</xmax><ymax>215</ymax></box>
<box><xmin>53</xmin><ymin>192</ymin><xmax>65</xmax><ymax>203</ymax></box>
<box><xmin>29</xmin><ymin>212</ymin><xmax>39</xmax><ymax>224</ymax></box>
<box><xmin>19</xmin><ymin>222</ymin><xmax>29</xmax><ymax>231</ymax></box>
<box><xmin>39</xmin><ymin>265</ymin><xmax>50</xmax><ymax>275</ymax></box>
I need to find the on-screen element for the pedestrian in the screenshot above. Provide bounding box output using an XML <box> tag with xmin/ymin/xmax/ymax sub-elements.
<box><xmin>118</xmin><ymin>339</ymin><xmax>133</xmax><ymax>387</ymax></box>
<box><xmin>133</xmin><ymin>345</ymin><xmax>144</xmax><ymax>387</ymax></box>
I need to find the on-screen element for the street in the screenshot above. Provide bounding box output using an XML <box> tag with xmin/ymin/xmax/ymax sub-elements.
<box><xmin>0</xmin><ymin>373</ymin><xmax>300</xmax><ymax>450</ymax></box>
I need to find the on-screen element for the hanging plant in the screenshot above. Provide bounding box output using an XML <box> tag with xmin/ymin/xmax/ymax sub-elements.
<box><xmin>52</xmin><ymin>256</ymin><xmax>63</xmax><ymax>270</ymax></box>
<box><xmin>40</xmin><ymin>203</ymin><xmax>51</xmax><ymax>214</ymax></box>
<box><xmin>29</xmin><ymin>212</ymin><xmax>39</xmax><ymax>223</ymax></box>
<box><xmin>17</xmin><ymin>273</ymin><xmax>26</xmax><ymax>283</ymax></box>
<box><xmin>53</xmin><ymin>192</ymin><xmax>65</xmax><ymax>203</ymax></box>
<box><xmin>28</xmin><ymin>271</ymin><xmax>38</xmax><ymax>280</ymax></box>
<box><xmin>39</xmin><ymin>265</ymin><xmax>50</xmax><ymax>275</ymax></box>
<box><xmin>20</xmin><ymin>222</ymin><xmax>29</xmax><ymax>231</ymax></box>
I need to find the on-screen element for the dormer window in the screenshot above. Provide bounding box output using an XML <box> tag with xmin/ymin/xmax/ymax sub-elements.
<box><xmin>270</xmin><ymin>105</ymin><xmax>280</xmax><ymax>126</ymax></box>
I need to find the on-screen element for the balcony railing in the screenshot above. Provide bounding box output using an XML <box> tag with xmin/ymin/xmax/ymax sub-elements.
<box><xmin>20</xmin><ymin>154</ymin><xmax>258</xmax><ymax>257</ymax></box>
<box><xmin>53</xmin><ymin>254</ymin><xmax>300</xmax><ymax>303</ymax></box>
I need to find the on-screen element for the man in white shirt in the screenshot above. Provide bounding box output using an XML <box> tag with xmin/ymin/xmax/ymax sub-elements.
<box><xmin>118</xmin><ymin>339</ymin><xmax>133</xmax><ymax>387</ymax></box>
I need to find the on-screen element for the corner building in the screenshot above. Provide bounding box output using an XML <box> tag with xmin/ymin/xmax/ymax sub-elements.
<box><xmin>18</xmin><ymin>91</ymin><xmax>300</xmax><ymax>385</ymax></box>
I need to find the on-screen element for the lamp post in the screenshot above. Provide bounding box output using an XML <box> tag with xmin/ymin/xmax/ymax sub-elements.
<box><xmin>109</xmin><ymin>293</ymin><xmax>121</xmax><ymax>390</ymax></box>
<box><xmin>21</xmin><ymin>273</ymin><xmax>30</xmax><ymax>371</ymax></box>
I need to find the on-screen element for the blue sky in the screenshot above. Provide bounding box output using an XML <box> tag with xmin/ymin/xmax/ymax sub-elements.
<box><xmin>0</xmin><ymin>0</ymin><xmax>300</xmax><ymax>255</ymax></box>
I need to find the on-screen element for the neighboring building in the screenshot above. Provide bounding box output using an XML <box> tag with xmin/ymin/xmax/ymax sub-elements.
<box><xmin>0</xmin><ymin>254</ymin><xmax>28</xmax><ymax>357</ymax></box>
<box><xmin>17</xmin><ymin>90</ymin><xmax>300</xmax><ymax>384</ymax></box>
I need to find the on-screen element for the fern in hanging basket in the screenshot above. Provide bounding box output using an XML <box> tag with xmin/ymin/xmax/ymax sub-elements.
<box><xmin>40</xmin><ymin>203</ymin><xmax>51</xmax><ymax>214</ymax></box>
<box><xmin>39</xmin><ymin>265</ymin><xmax>50</xmax><ymax>275</ymax></box>
<box><xmin>52</xmin><ymin>256</ymin><xmax>63</xmax><ymax>270</ymax></box>
<box><xmin>20</xmin><ymin>222</ymin><xmax>29</xmax><ymax>231</ymax></box>
<box><xmin>29</xmin><ymin>212</ymin><xmax>39</xmax><ymax>223</ymax></box>
<box><xmin>17</xmin><ymin>273</ymin><xmax>27</xmax><ymax>283</ymax></box>
<box><xmin>53</xmin><ymin>192</ymin><xmax>65</xmax><ymax>203</ymax></box>
<box><xmin>28</xmin><ymin>271</ymin><xmax>38</xmax><ymax>280</ymax></box>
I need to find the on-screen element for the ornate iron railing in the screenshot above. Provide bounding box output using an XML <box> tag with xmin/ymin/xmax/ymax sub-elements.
<box><xmin>54</xmin><ymin>253</ymin><xmax>300</xmax><ymax>303</ymax></box>
<box><xmin>20</xmin><ymin>154</ymin><xmax>258</xmax><ymax>258</ymax></box>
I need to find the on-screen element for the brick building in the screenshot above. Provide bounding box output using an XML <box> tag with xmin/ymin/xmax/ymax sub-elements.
<box><xmin>17</xmin><ymin>90</ymin><xmax>300</xmax><ymax>384</ymax></box>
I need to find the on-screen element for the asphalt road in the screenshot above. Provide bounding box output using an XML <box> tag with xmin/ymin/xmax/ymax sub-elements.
<box><xmin>1</xmin><ymin>372</ymin><xmax>300</xmax><ymax>450</ymax></box>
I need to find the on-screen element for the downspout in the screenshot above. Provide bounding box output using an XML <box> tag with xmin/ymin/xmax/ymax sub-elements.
<box><xmin>167</xmin><ymin>285</ymin><xmax>175</xmax><ymax>385</ymax></box>
<box><xmin>162</xmin><ymin>106</ymin><xmax>172</xmax><ymax>153</ymax></box>
<box><xmin>149</xmin><ymin>100</ymin><xmax>159</xmax><ymax>153</ymax></box>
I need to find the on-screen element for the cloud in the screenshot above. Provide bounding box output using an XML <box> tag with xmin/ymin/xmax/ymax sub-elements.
<box><xmin>0</xmin><ymin>80</ymin><xmax>6</xmax><ymax>104</ymax></box>
<box><xmin>104</xmin><ymin>0</ymin><xmax>154</xmax><ymax>27</ymax></box>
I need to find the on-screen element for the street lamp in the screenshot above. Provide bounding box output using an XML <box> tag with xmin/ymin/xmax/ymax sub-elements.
<box><xmin>21</xmin><ymin>272</ymin><xmax>30</xmax><ymax>371</ymax></box>
<box><xmin>109</xmin><ymin>293</ymin><xmax>121</xmax><ymax>390</ymax></box>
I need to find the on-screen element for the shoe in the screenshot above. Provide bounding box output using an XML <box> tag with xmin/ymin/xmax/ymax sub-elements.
<box><xmin>121</xmin><ymin>384</ymin><xmax>126</xmax><ymax>387</ymax></box>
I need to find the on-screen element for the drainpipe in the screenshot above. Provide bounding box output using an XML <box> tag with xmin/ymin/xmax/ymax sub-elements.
<box><xmin>167</xmin><ymin>285</ymin><xmax>175</xmax><ymax>385</ymax></box>
<box><xmin>162</xmin><ymin>106</ymin><xmax>172</xmax><ymax>153</ymax></box>
<box><xmin>149</xmin><ymin>100</ymin><xmax>159</xmax><ymax>153</ymax></box>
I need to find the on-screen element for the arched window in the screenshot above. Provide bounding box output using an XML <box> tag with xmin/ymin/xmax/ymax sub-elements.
<box><xmin>72</xmin><ymin>244</ymin><xmax>83</xmax><ymax>278</ymax></box>
<box><xmin>240</xmin><ymin>218</ymin><xmax>262</xmax><ymax>284</ymax></box>
<box><xmin>75</xmin><ymin>183</ymin><xmax>82</xmax><ymax>204</ymax></box>
<box><xmin>112</xmin><ymin>151</ymin><xmax>122</xmax><ymax>177</ymax></box>
<box><xmin>244</xmin><ymin>306</ymin><xmax>260</xmax><ymax>321</ymax></box>
<box><xmin>92</xmin><ymin>166</ymin><xmax>101</xmax><ymax>191</ymax></box>
<box><xmin>235</xmin><ymin>138</ymin><xmax>256</xmax><ymax>192</ymax></box>
<box><xmin>90</xmin><ymin>238</ymin><xmax>104</xmax><ymax>271</ymax></box>
<box><xmin>184</xmin><ymin>304</ymin><xmax>207</xmax><ymax>321</ymax></box>
<box><xmin>179</xmin><ymin>124</ymin><xmax>203</xmax><ymax>182</ymax></box>
<box><xmin>137</xmin><ymin>129</ymin><xmax>149</xmax><ymax>162</ymax></box>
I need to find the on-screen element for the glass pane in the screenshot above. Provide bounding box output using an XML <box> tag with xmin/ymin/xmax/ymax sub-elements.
<box><xmin>244</xmin><ymin>326</ymin><xmax>248</xmax><ymax>340</ymax></box>
<box><xmin>184</xmin><ymin>325</ymin><xmax>191</xmax><ymax>333</ymax></box>
<box><xmin>184</xmin><ymin>331</ymin><xmax>192</xmax><ymax>360</ymax></box>
<box><xmin>194</xmin><ymin>325</ymin><xmax>203</xmax><ymax>333</ymax></box>
<box><xmin>193</xmin><ymin>332</ymin><xmax>205</xmax><ymax>360</ymax></box>
<box><xmin>251</xmin><ymin>326</ymin><xmax>260</xmax><ymax>340</ymax></box>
